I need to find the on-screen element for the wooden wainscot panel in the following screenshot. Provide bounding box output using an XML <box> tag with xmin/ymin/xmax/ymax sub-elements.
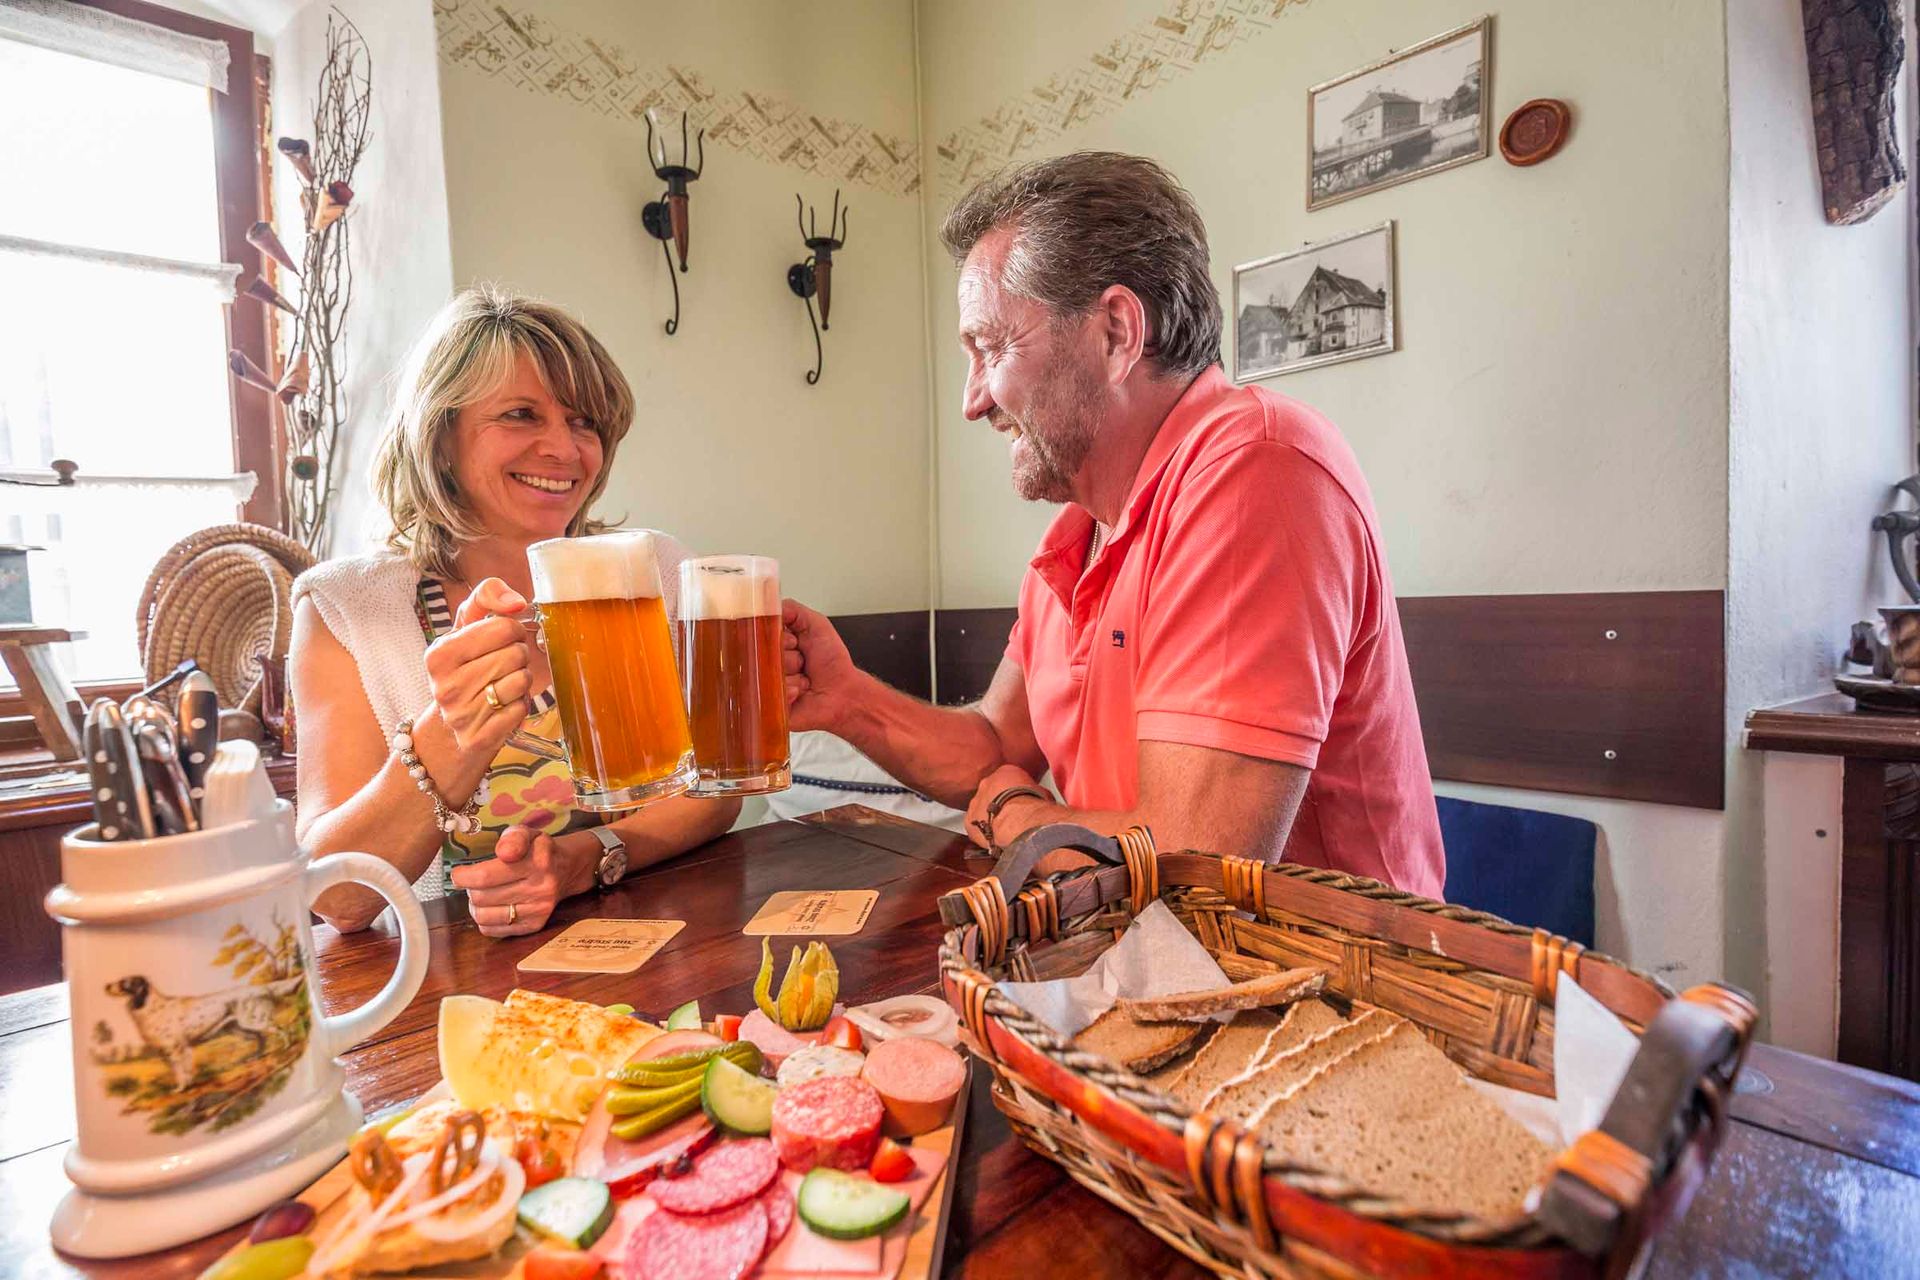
<box><xmin>935</xmin><ymin>608</ymin><xmax>1017</xmax><ymax>705</ymax></box>
<box><xmin>831</xmin><ymin>610</ymin><xmax>932</xmax><ymax>702</ymax></box>
<box><xmin>1400</xmin><ymin>590</ymin><xmax>1725</xmax><ymax>810</ymax></box>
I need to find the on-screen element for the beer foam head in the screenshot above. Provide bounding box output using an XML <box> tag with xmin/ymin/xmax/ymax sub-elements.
<box><xmin>679</xmin><ymin>555</ymin><xmax>780</xmax><ymax>620</ymax></box>
<box><xmin>528</xmin><ymin>531</ymin><xmax>666</xmax><ymax>602</ymax></box>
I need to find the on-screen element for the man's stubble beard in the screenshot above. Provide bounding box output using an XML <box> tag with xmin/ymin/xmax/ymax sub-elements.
<box><xmin>1004</xmin><ymin>344</ymin><xmax>1107</xmax><ymax>505</ymax></box>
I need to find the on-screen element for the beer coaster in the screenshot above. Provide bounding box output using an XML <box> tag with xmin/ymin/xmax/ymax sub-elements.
<box><xmin>743</xmin><ymin>890</ymin><xmax>878</xmax><ymax>937</ymax></box>
<box><xmin>517</xmin><ymin>918</ymin><xmax>686</xmax><ymax>974</ymax></box>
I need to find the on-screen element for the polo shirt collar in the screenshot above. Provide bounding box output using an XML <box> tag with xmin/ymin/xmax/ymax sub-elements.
<box><xmin>1111</xmin><ymin>364</ymin><xmax>1230</xmax><ymax>543</ymax></box>
<box><xmin>1025</xmin><ymin>364</ymin><xmax>1230</xmax><ymax>610</ymax></box>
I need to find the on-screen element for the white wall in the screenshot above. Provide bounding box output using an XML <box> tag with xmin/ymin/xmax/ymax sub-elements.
<box><xmin>434</xmin><ymin>0</ymin><xmax>932</xmax><ymax>615</ymax></box>
<box><xmin>267</xmin><ymin>0</ymin><xmax>457</xmax><ymax>557</ymax></box>
<box><xmin>1724</xmin><ymin>0</ymin><xmax>1916</xmax><ymax>1049</ymax></box>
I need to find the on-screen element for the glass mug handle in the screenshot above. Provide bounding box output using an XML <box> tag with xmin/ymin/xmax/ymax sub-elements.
<box><xmin>505</xmin><ymin>609</ymin><xmax>566</xmax><ymax>762</ymax></box>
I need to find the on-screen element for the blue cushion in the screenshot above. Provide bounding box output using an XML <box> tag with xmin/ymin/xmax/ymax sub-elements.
<box><xmin>1437</xmin><ymin>796</ymin><xmax>1596</xmax><ymax>947</ymax></box>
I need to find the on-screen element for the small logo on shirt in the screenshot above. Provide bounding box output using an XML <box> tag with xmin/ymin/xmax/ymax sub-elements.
<box><xmin>1111</xmin><ymin>629</ymin><xmax>1127</xmax><ymax>649</ymax></box>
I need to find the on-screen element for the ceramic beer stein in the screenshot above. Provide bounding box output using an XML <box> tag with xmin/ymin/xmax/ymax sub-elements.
<box><xmin>45</xmin><ymin>798</ymin><xmax>429</xmax><ymax>1258</ymax></box>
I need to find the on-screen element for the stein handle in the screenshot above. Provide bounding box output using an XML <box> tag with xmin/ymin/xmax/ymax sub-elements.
<box><xmin>303</xmin><ymin>852</ymin><xmax>429</xmax><ymax>1059</ymax></box>
<box><xmin>505</xmin><ymin>728</ymin><xmax>567</xmax><ymax>763</ymax></box>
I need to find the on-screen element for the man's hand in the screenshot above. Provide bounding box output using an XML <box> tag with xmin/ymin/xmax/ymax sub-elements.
<box><xmin>782</xmin><ymin>599</ymin><xmax>869</xmax><ymax>734</ymax></box>
<box><xmin>965</xmin><ymin>763</ymin><xmax>1047</xmax><ymax>850</ymax></box>
<box><xmin>449</xmin><ymin>824</ymin><xmax>590</xmax><ymax>937</ymax></box>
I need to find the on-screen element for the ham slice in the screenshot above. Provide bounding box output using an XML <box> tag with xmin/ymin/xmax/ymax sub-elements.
<box><xmin>575</xmin><ymin>1106</ymin><xmax>715</xmax><ymax>1190</ymax></box>
<box><xmin>739</xmin><ymin>1006</ymin><xmax>846</xmax><ymax>1071</ymax></box>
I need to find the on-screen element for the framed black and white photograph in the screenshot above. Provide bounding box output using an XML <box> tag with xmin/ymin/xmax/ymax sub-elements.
<box><xmin>1307</xmin><ymin>17</ymin><xmax>1491</xmax><ymax>210</ymax></box>
<box><xmin>1234</xmin><ymin>222</ymin><xmax>1396</xmax><ymax>382</ymax></box>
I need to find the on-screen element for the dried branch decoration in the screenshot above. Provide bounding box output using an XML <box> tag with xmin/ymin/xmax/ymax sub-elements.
<box><xmin>280</xmin><ymin>11</ymin><xmax>371</xmax><ymax>551</ymax></box>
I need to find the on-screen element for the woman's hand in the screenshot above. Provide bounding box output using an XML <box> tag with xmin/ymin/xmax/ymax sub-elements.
<box><xmin>425</xmin><ymin>577</ymin><xmax>540</xmax><ymax>763</ymax></box>
<box><xmin>449</xmin><ymin>824</ymin><xmax>592</xmax><ymax>937</ymax></box>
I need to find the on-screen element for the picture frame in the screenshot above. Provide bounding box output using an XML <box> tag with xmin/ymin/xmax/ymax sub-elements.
<box><xmin>1233</xmin><ymin>221</ymin><xmax>1396</xmax><ymax>382</ymax></box>
<box><xmin>1307</xmin><ymin>16</ymin><xmax>1492</xmax><ymax>211</ymax></box>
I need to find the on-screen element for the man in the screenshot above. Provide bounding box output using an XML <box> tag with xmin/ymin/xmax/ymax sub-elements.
<box><xmin>783</xmin><ymin>152</ymin><xmax>1443</xmax><ymax>894</ymax></box>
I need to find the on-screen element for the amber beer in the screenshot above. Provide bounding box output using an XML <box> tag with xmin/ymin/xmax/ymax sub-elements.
<box><xmin>523</xmin><ymin>531</ymin><xmax>695</xmax><ymax>809</ymax></box>
<box><xmin>678</xmin><ymin>555</ymin><xmax>791</xmax><ymax>796</ymax></box>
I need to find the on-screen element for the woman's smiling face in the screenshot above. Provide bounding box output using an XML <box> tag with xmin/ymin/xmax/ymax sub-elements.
<box><xmin>450</xmin><ymin>349</ymin><xmax>606</xmax><ymax>547</ymax></box>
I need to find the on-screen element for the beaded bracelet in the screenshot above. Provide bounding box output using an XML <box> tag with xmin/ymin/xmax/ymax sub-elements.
<box><xmin>392</xmin><ymin>718</ymin><xmax>485</xmax><ymax>834</ymax></box>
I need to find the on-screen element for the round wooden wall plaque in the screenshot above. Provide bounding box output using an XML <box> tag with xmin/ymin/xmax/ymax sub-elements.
<box><xmin>1499</xmin><ymin>98</ymin><xmax>1571</xmax><ymax>166</ymax></box>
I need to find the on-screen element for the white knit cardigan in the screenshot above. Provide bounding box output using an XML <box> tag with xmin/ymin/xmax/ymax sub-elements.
<box><xmin>291</xmin><ymin>536</ymin><xmax>691</xmax><ymax>900</ymax></box>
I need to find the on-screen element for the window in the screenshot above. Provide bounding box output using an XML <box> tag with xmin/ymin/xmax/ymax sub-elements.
<box><xmin>0</xmin><ymin>1</ymin><xmax>269</xmax><ymax>711</ymax></box>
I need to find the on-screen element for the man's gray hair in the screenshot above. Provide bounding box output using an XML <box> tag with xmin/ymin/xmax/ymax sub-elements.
<box><xmin>939</xmin><ymin>152</ymin><xmax>1222</xmax><ymax>378</ymax></box>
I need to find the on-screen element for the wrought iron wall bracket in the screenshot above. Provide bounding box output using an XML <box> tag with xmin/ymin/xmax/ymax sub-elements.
<box><xmin>787</xmin><ymin>191</ymin><xmax>848</xmax><ymax>384</ymax></box>
<box><xmin>641</xmin><ymin>111</ymin><xmax>704</xmax><ymax>336</ymax></box>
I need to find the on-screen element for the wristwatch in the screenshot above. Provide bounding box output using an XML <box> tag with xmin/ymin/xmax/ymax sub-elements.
<box><xmin>588</xmin><ymin>825</ymin><xmax>628</xmax><ymax>890</ymax></box>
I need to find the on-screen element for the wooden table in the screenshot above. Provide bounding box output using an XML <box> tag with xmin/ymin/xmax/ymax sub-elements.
<box><xmin>4</xmin><ymin>806</ymin><xmax>1919</xmax><ymax>1278</ymax></box>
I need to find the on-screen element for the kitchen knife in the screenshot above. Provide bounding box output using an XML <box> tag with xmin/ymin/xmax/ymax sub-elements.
<box><xmin>88</xmin><ymin>699</ymin><xmax>152</xmax><ymax>840</ymax></box>
<box><xmin>127</xmin><ymin>708</ymin><xmax>197</xmax><ymax>835</ymax></box>
<box><xmin>176</xmin><ymin>670</ymin><xmax>220</xmax><ymax>819</ymax></box>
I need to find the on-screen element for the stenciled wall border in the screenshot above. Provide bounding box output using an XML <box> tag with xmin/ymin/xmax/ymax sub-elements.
<box><xmin>433</xmin><ymin>0</ymin><xmax>922</xmax><ymax>198</ymax></box>
<box><xmin>934</xmin><ymin>0</ymin><xmax>1306</xmax><ymax>196</ymax></box>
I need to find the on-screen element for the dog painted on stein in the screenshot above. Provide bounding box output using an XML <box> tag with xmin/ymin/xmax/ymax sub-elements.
<box><xmin>104</xmin><ymin>975</ymin><xmax>303</xmax><ymax>1087</ymax></box>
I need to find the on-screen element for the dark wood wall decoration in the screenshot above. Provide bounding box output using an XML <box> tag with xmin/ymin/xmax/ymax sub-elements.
<box><xmin>1802</xmin><ymin>0</ymin><xmax>1907</xmax><ymax>225</ymax></box>
<box><xmin>830</xmin><ymin>611</ymin><xmax>931</xmax><ymax>702</ymax></box>
<box><xmin>923</xmin><ymin>592</ymin><xmax>1727</xmax><ymax>811</ymax></box>
<box><xmin>1401</xmin><ymin>591</ymin><xmax>1725</xmax><ymax>810</ymax></box>
<box><xmin>935</xmin><ymin>608</ymin><xmax>1018</xmax><ymax>706</ymax></box>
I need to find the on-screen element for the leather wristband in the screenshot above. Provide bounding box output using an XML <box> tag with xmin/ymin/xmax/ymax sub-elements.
<box><xmin>973</xmin><ymin>784</ymin><xmax>1053</xmax><ymax>856</ymax></box>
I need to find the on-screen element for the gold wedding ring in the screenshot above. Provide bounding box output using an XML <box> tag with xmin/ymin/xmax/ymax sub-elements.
<box><xmin>507</xmin><ymin>901</ymin><xmax>518</xmax><ymax>925</ymax></box>
<box><xmin>484</xmin><ymin>681</ymin><xmax>504</xmax><ymax>711</ymax></box>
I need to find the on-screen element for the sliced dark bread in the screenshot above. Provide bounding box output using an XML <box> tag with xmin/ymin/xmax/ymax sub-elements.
<box><xmin>1168</xmin><ymin>1000</ymin><xmax>1342</xmax><ymax>1107</ymax></box>
<box><xmin>1200</xmin><ymin>1007</ymin><xmax>1394</xmax><ymax>1121</ymax></box>
<box><xmin>1073</xmin><ymin>1004</ymin><xmax>1209</xmax><ymax>1074</ymax></box>
<box><xmin>1158</xmin><ymin>1009</ymin><xmax>1282</xmax><ymax>1103</ymax></box>
<box><xmin>1116</xmin><ymin>966</ymin><xmax>1329</xmax><ymax>1021</ymax></box>
<box><xmin>1141</xmin><ymin>1023</ymin><xmax>1219</xmax><ymax>1089</ymax></box>
<box><xmin>1251</xmin><ymin>1022</ymin><xmax>1555</xmax><ymax>1221</ymax></box>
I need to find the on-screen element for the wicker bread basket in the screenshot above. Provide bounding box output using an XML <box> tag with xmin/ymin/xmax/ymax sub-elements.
<box><xmin>937</xmin><ymin>824</ymin><xmax>1755</xmax><ymax>1280</ymax></box>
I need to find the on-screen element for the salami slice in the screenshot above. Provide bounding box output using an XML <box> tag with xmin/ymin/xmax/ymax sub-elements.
<box><xmin>770</xmin><ymin>1076</ymin><xmax>885</xmax><ymax>1172</ymax></box>
<box><xmin>630</xmin><ymin>1197</ymin><xmax>768</xmax><ymax>1280</ymax></box>
<box><xmin>758</xmin><ymin>1179</ymin><xmax>795</xmax><ymax>1257</ymax></box>
<box><xmin>649</xmin><ymin>1137</ymin><xmax>781</xmax><ymax>1215</ymax></box>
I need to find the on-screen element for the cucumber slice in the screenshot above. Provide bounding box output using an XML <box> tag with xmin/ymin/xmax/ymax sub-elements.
<box><xmin>666</xmin><ymin>999</ymin><xmax>702</xmax><ymax>1031</ymax></box>
<box><xmin>796</xmin><ymin>1168</ymin><xmax>910</xmax><ymax>1240</ymax></box>
<box><xmin>516</xmin><ymin>1176</ymin><xmax>614</xmax><ymax>1248</ymax></box>
<box><xmin>702</xmin><ymin>1053</ymin><xmax>779</xmax><ymax>1135</ymax></box>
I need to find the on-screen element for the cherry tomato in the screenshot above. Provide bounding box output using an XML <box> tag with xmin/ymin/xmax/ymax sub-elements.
<box><xmin>869</xmin><ymin>1136</ymin><xmax>915</xmax><ymax>1183</ymax></box>
<box><xmin>820</xmin><ymin>1014</ymin><xmax>862</xmax><ymax>1053</ymax></box>
<box><xmin>516</xmin><ymin>1133</ymin><xmax>565</xmax><ymax>1190</ymax></box>
<box><xmin>524</xmin><ymin>1245</ymin><xmax>606</xmax><ymax>1280</ymax></box>
<box><xmin>713</xmin><ymin>1013</ymin><xmax>744</xmax><ymax>1043</ymax></box>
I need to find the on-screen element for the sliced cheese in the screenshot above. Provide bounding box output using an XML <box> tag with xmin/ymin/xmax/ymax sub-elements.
<box><xmin>438</xmin><ymin>993</ymin><xmax>655</xmax><ymax>1121</ymax></box>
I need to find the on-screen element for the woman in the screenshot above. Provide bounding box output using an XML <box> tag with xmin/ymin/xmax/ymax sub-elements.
<box><xmin>290</xmin><ymin>287</ymin><xmax>739</xmax><ymax>935</ymax></box>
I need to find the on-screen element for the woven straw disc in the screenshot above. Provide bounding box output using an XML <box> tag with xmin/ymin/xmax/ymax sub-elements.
<box><xmin>139</xmin><ymin>524</ymin><xmax>315</xmax><ymax>714</ymax></box>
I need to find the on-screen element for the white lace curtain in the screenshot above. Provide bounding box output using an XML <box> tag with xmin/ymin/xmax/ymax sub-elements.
<box><xmin>0</xmin><ymin>0</ymin><xmax>231</xmax><ymax>93</ymax></box>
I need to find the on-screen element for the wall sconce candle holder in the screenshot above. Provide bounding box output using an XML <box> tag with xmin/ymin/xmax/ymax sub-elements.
<box><xmin>642</xmin><ymin>110</ymin><xmax>705</xmax><ymax>335</ymax></box>
<box><xmin>787</xmin><ymin>190</ymin><xmax>848</xmax><ymax>385</ymax></box>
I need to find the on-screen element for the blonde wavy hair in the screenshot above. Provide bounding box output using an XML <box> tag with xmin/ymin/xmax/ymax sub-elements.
<box><xmin>371</xmin><ymin>285</ymin><xmax>634</xmax><ymax>580</ymax></box>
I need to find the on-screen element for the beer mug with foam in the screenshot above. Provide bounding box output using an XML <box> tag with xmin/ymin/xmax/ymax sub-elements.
<box><xmin>513</xmin><ymin>531</ymin><xmax>696</xmax><ymax>809</ymax></box>
<box><xmin>679</xmin><ymin>555</ymin><xmax>792</xmax><ymax>796</ymax></box>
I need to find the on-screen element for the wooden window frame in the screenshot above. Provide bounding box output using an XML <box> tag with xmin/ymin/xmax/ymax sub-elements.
<box><xmin>0</xmin><ymin>2</ymin><xmax>278</xmax><ymax>747</ymax></box>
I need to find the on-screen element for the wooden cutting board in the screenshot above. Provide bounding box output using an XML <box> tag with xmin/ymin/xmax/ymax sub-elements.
<box><xmin>211</xmin><ymin>1063</ymin><xmax>972</xmax><ymax>1278</ymax></box>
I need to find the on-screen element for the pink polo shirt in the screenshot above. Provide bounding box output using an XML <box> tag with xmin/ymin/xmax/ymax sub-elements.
<box><xmin>1006</xmin><ymin>366</ymin><xmax>1443</xmax><ymax>896</ymax></box>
